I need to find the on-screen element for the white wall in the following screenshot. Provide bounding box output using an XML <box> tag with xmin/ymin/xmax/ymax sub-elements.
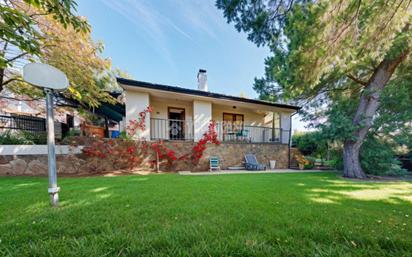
<box><xmin>212</xmin><ymin>104</ymin><xmax>266</xmax><ymax>126</ymax></box>
<box><xmin>151</xmin><ymin>99</ymin><xmax>193</xmax><ymax>121</ymax></box>
<box><xmin>125</xmin><ymin>91</ymin><xmax>150</xmax><ymax>139</ymax></box>
<box><xmin>193</xmin><ymin>100</ymin><xmax>212</xmax><ymax>141</ymax></box>
<box><xmin>0</xmin><ymin>145</ymin><xmax>83</xmax><ymax>155</ymax></box>
<box><xmin>281</xmin><ymin>113</ymin><xmax>291</xmax><ymax>144</ymax></box>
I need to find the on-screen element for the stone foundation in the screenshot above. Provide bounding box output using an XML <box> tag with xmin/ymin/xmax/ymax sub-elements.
<box><xmin>0</xmin><ymin>142</ymin><xmax>290</xmax><ymax>176</ymax></box>
<box><xmin>200</xmin><ymin>143</ymin><xmax>289</xmax><ymax>171</ymax></box>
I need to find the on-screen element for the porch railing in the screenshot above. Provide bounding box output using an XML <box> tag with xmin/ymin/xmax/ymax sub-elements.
<box><xmin>150</xmin><ymin>118</ymin><xmax>289</xmax><ymax>144</ymax></box>
<box><xmin>150</xmin><ymin>118</ymin><xmax>194</xmax><ymax>141</ymax></box>
<box><xmin>215</xmin><ymin>122</ymin><xmax>288</xmax><ymax>144</ymax></box>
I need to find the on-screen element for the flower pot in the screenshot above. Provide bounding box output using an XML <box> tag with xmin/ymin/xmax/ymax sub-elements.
<box><xmin>269</xmin><ymin>160</ymin><xmax>276</xmax><ymax>169</ymax></box>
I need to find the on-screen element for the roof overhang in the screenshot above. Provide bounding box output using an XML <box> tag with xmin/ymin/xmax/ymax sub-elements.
<box><xmin>117</xmin><ymin>77</ymin><xmax>301</xmax><ymax>112</ymax></box>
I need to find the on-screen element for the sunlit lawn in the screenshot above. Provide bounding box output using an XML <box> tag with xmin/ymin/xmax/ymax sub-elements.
<box><xmin>0</xmin><ymin>172</ymin><xmax>411</xmax><ymax>256</ymax></box>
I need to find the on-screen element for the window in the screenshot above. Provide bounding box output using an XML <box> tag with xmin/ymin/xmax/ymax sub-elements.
<box><xmin>272</xmin><ymin>112</ymin><xmax>281</xmax><ymax>141</ymax></box>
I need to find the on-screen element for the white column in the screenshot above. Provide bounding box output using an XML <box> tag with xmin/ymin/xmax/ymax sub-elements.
<box><xmin>281</xmin><ymin>113</ymin><xmax>291</xmax><ymax>144</ymax></box>
<box><xmin>193</xmin><ymin>100</ymin><xmax>212</xmax><ymax>142</ymax></box>
<box><xmin>125</xmin><ymin>91</ymin><xmax>150</xmax><ymax>140</ymax></box>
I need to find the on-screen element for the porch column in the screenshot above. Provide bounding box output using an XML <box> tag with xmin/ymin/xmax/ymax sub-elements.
<box><xmin>193</xmin><ymin>100</ymin><xmax>212</xmax><ymax>142</ymax></box>
<box><xmin>125</xmin><ymin>91</ymin><xmax>150</xmax><ymax>140</ymax></box>
<box><xmin>272</xmin><ymin>112</ymin><xmax>275</xmax><ymax>141</ymax></box>
<box><xmin>280</xmin><ymin>113</ymin><xmax>291</xmax><ymax>144</ymax></box>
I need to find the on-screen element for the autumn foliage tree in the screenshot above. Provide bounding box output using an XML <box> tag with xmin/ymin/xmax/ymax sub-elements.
<box><xmin>217</xmin><ymin>0</ymin><xmax>412</xmax><ymax>178</ymax></box>
<box><xmin>1</xmin><ymin>0</ymin><xmax>117</xmax><ymax>108</ymax></box>
<box><xmin>0</xmin><ymin>0</ymin><xmax>89</xmax><ymax>91</ymax></box>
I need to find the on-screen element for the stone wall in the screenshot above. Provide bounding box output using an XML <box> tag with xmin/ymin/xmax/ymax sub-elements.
<box><xmin>0</xmin><ymin>142</ymin><xmax>290</xmax><ymax>176</ymax></box>
<box><xmin>200</xmin><ymin>143</ymin><xmax>289</xmax><ymax>171</ymax></box>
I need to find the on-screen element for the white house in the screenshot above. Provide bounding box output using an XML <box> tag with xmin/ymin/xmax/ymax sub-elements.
<box><xmin>118</xmin><ymin>70</ymin><xmax>300</xmax><ymax>145</ymax></box>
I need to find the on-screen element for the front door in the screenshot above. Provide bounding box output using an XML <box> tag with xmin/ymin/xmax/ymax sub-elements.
<box><xmin>168</xmin><ymin>107</ymin><xmax>185</xmax><ymax>140</ymax></box>
<box><xmin>223</xmin><ymin>113</ymin><xmax>244</xmax><ymax>141</ymax></box>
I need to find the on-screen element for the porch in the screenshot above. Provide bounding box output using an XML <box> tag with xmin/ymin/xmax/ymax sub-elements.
<box><xmin>150</xmin><ymin>118</ymin><xmax>286</xmax><ymax>143</ymax></box>
<box><xmin>147</xmin><ymin>94</ymin><xmax>290</xmax><ymax>143</ymax></box>
<box><xmin>123</xmin><ymin>85</ymin><xmax>295</xmax><ymax>145</ymax></box>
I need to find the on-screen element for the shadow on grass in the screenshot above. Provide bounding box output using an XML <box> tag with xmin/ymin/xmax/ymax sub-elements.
<box><xmin>303</xmin><ymin>175</ymin><xmax>412</xmax><ymax>205</ymax></box>
<box><xmin>0</xmin><ymin>173</ymin><xmax>411</xmax><ymax>256</ymax></box>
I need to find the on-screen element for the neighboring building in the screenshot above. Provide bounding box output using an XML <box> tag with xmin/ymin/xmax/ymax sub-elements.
<box><xmin>118</xmin><ymin>70</ymin><xmax>300</xmax><ymax>144</ymax></box>
<box><xmin>0</xmin><ymin>89</ymin><xmax>124</xmax><ymax>139</ymax></box>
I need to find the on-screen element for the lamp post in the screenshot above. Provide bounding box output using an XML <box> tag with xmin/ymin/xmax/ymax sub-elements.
<box><xmin>23</xmin><ymin>63</ymin><xmax>68</xmax><ymax>207</ymax></box>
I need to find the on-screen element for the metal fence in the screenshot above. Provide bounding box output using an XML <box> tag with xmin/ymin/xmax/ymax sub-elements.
<box><xmin>150</xmin><ymin>118</ymin><xmax>194</xmax><ymax>140</ymax></box>
<box><xmin>0</xmin><ymin>114</ymin><xmax>46</xmax><ymax>131</ymax></box>
<box><xmin>215</xmin><ymin>122</ymin><xmax>288</xmax><ymax>144</ymax></box>
<box><xmin>150</xmin><ymin>118</ymin><xmax>290</xmax><ymax>144</ymax></box>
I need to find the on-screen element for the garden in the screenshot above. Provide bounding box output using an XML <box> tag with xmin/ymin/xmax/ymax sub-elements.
<box><xmin>1</xmin><ymin>172</ymin><xmax>411</xmax><ymax>256</ymax></box>
<box><xmin>292</xmin><ymin>131</ymin><xmax>412</xmax><ymax>177</ymax></box>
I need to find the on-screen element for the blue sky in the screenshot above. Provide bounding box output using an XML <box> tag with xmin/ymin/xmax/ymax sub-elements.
<box><xmin>77</xmin><ymin>0</ymin><xmax>270</xmax><ymax>98</ymax></box>
<box><xmin>77</xmin><ymin>0</ymin><xmax>306</xmax><ymax>131</ymax></box>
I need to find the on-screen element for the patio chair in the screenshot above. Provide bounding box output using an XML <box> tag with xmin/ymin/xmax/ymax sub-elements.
<box><xmin>244</xmin><ymin>154</ymin><xmax>266</xmax><ymax>171</ymax></box>
<box><xmin>236</xmin><ymin>129</ymin><xmax>250</xmax><ymax>142</ymax></box>
<box><xmin>209</xmin><ymin>156</ymin><xmax>221</xmax><ymax>172</ymax></box>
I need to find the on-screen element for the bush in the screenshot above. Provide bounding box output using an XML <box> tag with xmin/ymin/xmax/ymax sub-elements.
<box><xmin>292</xmin><ymin>131</ymin><xmax>327</xmax><ymax>157</ymax></box>
<box><xmin>0</xmin><ymin>130</ymin><xmax>47</xmax><ymax>145</ymax></box>
<box><xmin>0</xmin><ymin>131</ymin><xmax>28</xmax><ymax>144</ymax></box>
<box><xmin>19</xmin><ymin>131</ymin><xmax>47</xmax><ymax>144</ymax></box>
<box><xmin>304</xmin><ymin>163</ymin><xmax>314</xmax><ymax>169</ymax></box>
<box><xmin>360</xmin><ymin>136</ymin><xmax>407</xmax><ymax>176</ymax></box>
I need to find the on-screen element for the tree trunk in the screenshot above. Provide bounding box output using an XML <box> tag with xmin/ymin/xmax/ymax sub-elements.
<box><xmin>343</xmin><ymin>141</ymin><xmax>365</xmax><ymax>178</ymax></box>
<box><xmin>343</xmin><ymin>48</ymin><xmax>410</xmax><ymax>178</ymax></box>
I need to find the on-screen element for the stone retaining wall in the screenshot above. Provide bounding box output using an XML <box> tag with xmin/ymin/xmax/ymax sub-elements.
<box><xmin>0</xmin><ymin>142</ymin><xmax>290</xmax><ymax>176</ymax></box>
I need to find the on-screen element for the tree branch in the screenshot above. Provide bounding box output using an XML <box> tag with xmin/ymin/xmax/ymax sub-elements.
<box><xmin>2</xmin><ymin>77</ymin><xmax>23</xmax><ymax>86</ymax></box>
<box><xmin>346</xmin><ymin>74</ymin><xmax>368</xmax><ymax>86</ymax></box>
<box><xmin>0</xmin><ymin>95</ymin><xmax>43</xmax><ymax>101</ymax></box>
<box><xmin>5</xmin><ymin>52</ymin><xmax>28</xmax><ymax>63</ymax></box>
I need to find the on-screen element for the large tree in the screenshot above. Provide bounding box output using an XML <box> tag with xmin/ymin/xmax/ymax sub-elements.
<box><xmin>0</xmin><ymin>0</ymin><xmax>89</xmax><ymax>91</ymax></box>
<box><xmin>217</xmin><ymin>0</ymin><xmax>412</xmax><ymax>178</ymax></box>
<box><xmin>1</xmin><ymin>0</ymin><xmax>117</xmax><ymax>108</ymax></box>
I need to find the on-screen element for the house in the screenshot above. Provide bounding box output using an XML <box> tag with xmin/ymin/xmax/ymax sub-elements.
<box><xmin>118</xmin><ymin>70</ymin><xmax>300</xmax><ymax>170</ymax></box>
<box><xmin>0</xmin><ymin>89</ymin><xmax>124</xmax><ymax>139</ymax></box>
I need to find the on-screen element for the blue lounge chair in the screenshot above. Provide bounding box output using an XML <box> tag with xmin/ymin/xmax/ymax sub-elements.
<box><xmin>244</xmin><ymin>154</ymin><xmax>266</xmax><ymax>171</ymax></box>
<box><xmin>209</xmin><ymin>156</ymin><xmax>221</xmax><ymax>171</ymax></box>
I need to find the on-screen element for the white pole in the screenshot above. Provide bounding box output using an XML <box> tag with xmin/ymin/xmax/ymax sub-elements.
<box><xmin>45</xmin><ymin>88</ymin><xmax>59</xmax><ymax>207</ymax></box>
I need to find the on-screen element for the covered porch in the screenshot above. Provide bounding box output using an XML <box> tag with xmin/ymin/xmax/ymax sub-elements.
<box><xmin>121</xmin><ymin>78</ymin><xmax>297</xmax><ymax>145</ymax></box>
<box><xmin>148</xmin><ymin>95</ymin><xmax>291</xmax><ymax>144</ymax></box>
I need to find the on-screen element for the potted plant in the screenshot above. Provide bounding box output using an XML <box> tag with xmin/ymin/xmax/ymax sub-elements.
<box><xmin>295</xmin><ymin>154</ymin><xmax>309</xmax><ymax>170</ymax></box>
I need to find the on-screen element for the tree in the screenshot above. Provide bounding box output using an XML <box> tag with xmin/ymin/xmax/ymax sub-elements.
<box><xmin>316</xmin><ymin>76</ymin><xmax>412</xmax><ymax>175</ymax></box>
<box><xmin>1</xmin><ymin>0</ymin><xmax>118</xmax><ymax>108</ymax></box>
<box><xmin>38</xmin><ymin>15</ymin><xmax>116</xmax><ymax>107</ymax></box>
<box><xmin>292</xmin><ymin>131</ymin><xmax>327</xmax><ymax>157</ymax></box>
<box><xmin>217</xmin><ymin>0</ymin><xmax>412</xmax><ymax>178</ymax></box>
<box><xmin>0</xmin><ymin>0</ymin><xmax>89</xmax><ymax>92</ymax></box>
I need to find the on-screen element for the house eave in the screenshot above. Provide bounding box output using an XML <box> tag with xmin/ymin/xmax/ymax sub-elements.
<box><xmin>117</xmin><ymin>77</ymin><xmax>301</xmax><ymax>111</ymax></box>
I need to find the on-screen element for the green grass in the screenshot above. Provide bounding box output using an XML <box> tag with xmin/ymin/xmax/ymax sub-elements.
<box><xmin>0</xmin><ymin>172</ymin><xmax>411</xmax><ymax>256</ymax></box>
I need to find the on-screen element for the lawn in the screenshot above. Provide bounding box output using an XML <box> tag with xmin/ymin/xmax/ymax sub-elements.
<box><xmin>0</xmin><ymin>172</ymin><xmax>411</xmax><ymax>257</ymax></box>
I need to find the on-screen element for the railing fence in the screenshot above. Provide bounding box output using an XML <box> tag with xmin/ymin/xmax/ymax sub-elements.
<box><xmin>150</xmin><ymin>118</ymin><xmax>290</xmax><ymax>144</ymax></box>
<box><xmin>150</xmin><ymin>118</ymin><xmax>194</xmax><ymax>141</ymax></box>
<box><xmin>0</xmin><ymin>114</ymin><xmax>46</xmax><ymax>131</ymax></box>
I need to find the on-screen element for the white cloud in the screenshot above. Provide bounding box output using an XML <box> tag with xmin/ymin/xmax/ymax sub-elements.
<box><xmin>102</xmin><ymin>0</ymin><xmax>230</xmax><ymax>73</ymax></box>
